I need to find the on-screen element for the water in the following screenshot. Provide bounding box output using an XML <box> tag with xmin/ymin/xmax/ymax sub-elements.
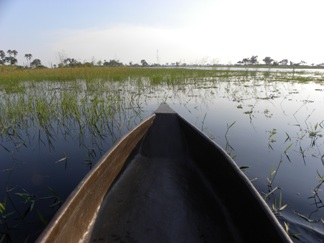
<box><xmin>0</xmin><ymin>71</ymin><xmax>324</xmax><ymax>242</ymax></box>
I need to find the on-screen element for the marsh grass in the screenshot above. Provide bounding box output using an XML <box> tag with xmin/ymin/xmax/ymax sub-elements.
<box><xmin>1</xmin><ymin>66</ymin><xmax>324</xmax><ymax>241</ymax></box>
<box><xmin>0</xmin><ymin>67</ymin><xmax>258</xmax><ymax>147</ymax></box>
<box><xmin>0</xmin><ymin>66</ymin><xmax>228</xmax><ymax>84</ymax></box>
<box><xmin>1</xmin><ymin>67</ymin><xmax>323</xmax><ymax>158</ymax></box>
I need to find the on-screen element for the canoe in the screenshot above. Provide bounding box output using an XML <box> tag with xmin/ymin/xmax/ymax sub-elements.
<box><xmin>37</xmin><ymin>103</ymin><xmax>292</xmax><ymax>242</ymax></box>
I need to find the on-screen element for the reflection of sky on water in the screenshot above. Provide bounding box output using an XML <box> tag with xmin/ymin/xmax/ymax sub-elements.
<box><xmin>213</xmin><ymin>66</ymin><xmax>324</xmax><ymax>74</ymax></box>
<box><xmin>147</xmin><ymin>80</ymin><xmax>324</xmax><ymax>240</ymax></box>
<box><xmin>1</xmin><ymin>75</ymin><xmax>324</xmax><ymax>241</ymax></box>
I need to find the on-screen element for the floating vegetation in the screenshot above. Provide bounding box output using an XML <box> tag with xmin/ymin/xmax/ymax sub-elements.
<box><xmin>272</xmin><ymin>191</ymin><xmax>288</xmax><ymax>214</ymax></box>
<box><xmin>284</xmin><ymin>222</ymin><xmax>301</xmax><ymax>239</ymax></box>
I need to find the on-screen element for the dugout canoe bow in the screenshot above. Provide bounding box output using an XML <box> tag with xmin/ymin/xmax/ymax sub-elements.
<box><xmin>37</xmin><ymin>103</ymin><xmax>292</xmax><ymax>242</ymax></box>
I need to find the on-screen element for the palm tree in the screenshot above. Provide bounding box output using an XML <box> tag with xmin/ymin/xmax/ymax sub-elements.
<box><xmin>25</xmin><ymin>54</ymin><xmax>33</xmax><ymax>67</ymax></box>
<box><xmin>12</xmin><ymin>50</ymin><xmax>18</xmax><ymax>57</ymax></box>
<box><xmin>6</xmin><ymin>50</ymin><xmax>18</xmax><ymax>65</ymax></box>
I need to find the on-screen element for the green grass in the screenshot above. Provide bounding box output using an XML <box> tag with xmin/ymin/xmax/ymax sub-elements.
<box><xmin>1</xmin><ymin>65</ymin><xmax>323</xmax><ymax>87</ymax></box>
<box><xmin>1</xmin><ymin>65</ymin><xmax>323</xmax><ymax>145</ymax></box>
<box><xmin>0</xmin><ymin>66</ymin><xmax>224</xmax><ymax>83</ymax></box>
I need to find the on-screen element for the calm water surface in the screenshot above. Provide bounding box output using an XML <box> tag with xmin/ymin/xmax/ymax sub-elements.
<box><xmin>0</xmin><ymin>71</ymin><xmax>324</xmax><ymax>242</ymax></box>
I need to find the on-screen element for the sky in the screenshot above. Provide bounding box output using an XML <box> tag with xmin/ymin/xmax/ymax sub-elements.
<box><xmin>1</xmin><ymin>0</ymin><xmax>324</xmax><ymax>67</ymax></box>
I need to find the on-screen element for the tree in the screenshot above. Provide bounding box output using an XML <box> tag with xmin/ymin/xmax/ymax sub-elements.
<box><xmin>250</xmin><ymin>55</ymin><xmax>258</xmax><ymax>65</ymax></box>
<box><xmin>279</xmin><ymin>59</ymin><xmax>288</xmax><ymax>65</ymax></box>
<box><xmin>12</xmin><ymin>50</ymin><xmax>18</xmax><ymax>57</ymax></box>
<box><xmin>63</xmin><ymin>58</ymin><xmax>70</xmax><ymax>66</ymax></box>
<box><xmin>242</xmin><ymin>58</ymin><xmax>250</xmax><ymax>65</ymax></box>
<box><xmin>5</xmin><ymin>50</ymin><xmax>18</xmax><ymax>65</ymax></box>
<box><xmin>290</xmin><ymin>60</ymin><xmax>306</xmax><ymax>66</ymax></box>
<box><xmin>0</xmin><ymin>50</ymin><xmax>5</xmax><ymax>65</ymax></box>
<box><xmin>63</xmin><ymin>58</ymin><xmax>80</xmax><ymax>67</ymax></box>
<box><xmin>141</xmin><ymin>59</ymin><xmax>149</xmax><ymax>67</ymax></box>
<box><xmin>5</xmin><ymin>56</ymin><xmax>17</xmax><ymax>65</ymax></box>
<box><xmin>31</xmin><ymin>59</ymin><xmax>42</xmax><ymax>68</ymax></box>
<box><xmin>263</xmin><ymin>56</ymin><xmax>273</xmax><ymax>65</ymax></box>
<box><xmin>82</xmin><ymin>62</ymin><xmax>94</xmax><ymax>67</ymax></box>
<box><xmin>25</xmin><ymin>53</ymin><xmax>33</xmax><ymax>67</ymax></box>
<box><xmin>103</xmin><ymin>59</ymin><xmax>123</xmax><ymax>67</ymax></box>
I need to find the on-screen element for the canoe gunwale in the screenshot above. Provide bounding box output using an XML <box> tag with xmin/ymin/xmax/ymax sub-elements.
<box><xmin>36</xmin><ymin>114</ymin><xmax>156</xmax><ymax>243</ymax></box>
<box><xmin>176</xmin><ymin>114</ymin><xmax>292</xmax><ymax>242</ymax></box>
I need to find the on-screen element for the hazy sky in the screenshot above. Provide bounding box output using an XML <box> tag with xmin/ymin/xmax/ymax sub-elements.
<box><xmin>1</xmin><ymin>0</ymin><xmax>323</xmax><ymax>66</ymax></box>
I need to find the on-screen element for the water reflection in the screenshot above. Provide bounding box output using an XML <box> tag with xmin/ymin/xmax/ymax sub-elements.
<box><xmin>0</xmin><ymin>71</ymin><xmax>324</xmax><ymax>241</ymax></box>
<box><xmin>158</xmin><ymin>79</ymin><xmax>324</xmax><ymax>241</ymax></box>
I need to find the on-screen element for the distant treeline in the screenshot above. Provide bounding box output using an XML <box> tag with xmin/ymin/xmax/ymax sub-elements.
<box><xmin>1</xmin><ymin>49</ymin><xmax>324</xmax><ymax>68</ymax></box>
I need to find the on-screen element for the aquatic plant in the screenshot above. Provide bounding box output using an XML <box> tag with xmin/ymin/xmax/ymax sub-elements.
<box><xmin>1</xmin><ymin>66</ymin><xmax>324</xmax><ymax>241</ymax></box>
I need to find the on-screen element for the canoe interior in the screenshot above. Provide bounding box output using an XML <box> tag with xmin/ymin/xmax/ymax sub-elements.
<box><xmin>37</xmin><ymin>104</ymin><xmax>291</xmax><ymax>242</ymax></box>
<box><xmin>89</xmin><ymin>105</ymin><xmax>291</xmax><ymax>242</ymax></box>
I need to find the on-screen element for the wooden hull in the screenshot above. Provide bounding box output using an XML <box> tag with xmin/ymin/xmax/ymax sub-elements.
<box><xmin>37</xmin><ymin>104</ymin><xmax>291</xmax><ymax>242</ymax></box>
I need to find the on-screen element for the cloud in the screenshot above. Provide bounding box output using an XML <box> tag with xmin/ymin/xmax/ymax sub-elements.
<box><xmin>48</xmin><ymin>25</ymin><xmax>224</xmax><ymax>64</ymax></box>
<box><xmin>3</xmin><ymin>0</ymin><xmax>324</xmax><ymax>66</ymax></box>
<box><xmin>41</xmin><ymin>0</ymin><xmax>324</xmax><ymax>66</ymax></box>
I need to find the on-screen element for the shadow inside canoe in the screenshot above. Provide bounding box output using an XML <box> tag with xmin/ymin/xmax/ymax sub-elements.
<box><xmin>90</xmin><ymin>112</ymin><xmax>287</xmax><ymax>242</ymax></box>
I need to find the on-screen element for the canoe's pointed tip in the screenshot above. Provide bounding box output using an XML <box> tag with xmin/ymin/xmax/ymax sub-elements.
<box><xmin>155</xmin><ymin>103</ymin><xmax>176</xmax><ymax>114</ymax></box>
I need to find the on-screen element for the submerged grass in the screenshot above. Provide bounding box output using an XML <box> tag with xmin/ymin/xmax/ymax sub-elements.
<box><xmin>1</xmin><ymin>66</ymin><xmax>324</xmax><ymax>241</ymax></box>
